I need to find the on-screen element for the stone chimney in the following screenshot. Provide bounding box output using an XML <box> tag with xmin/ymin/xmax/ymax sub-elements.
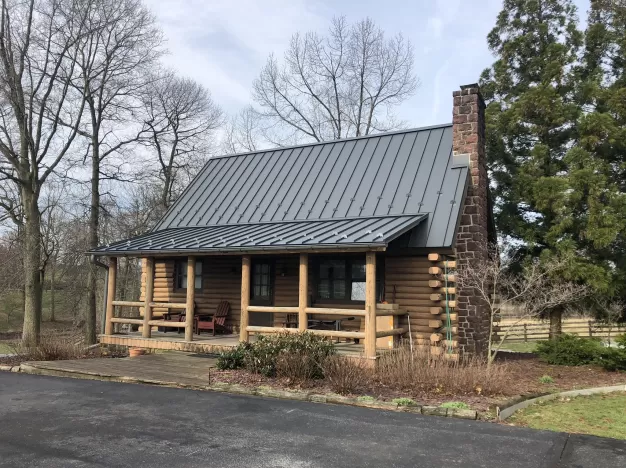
<box><xmin>453</xmin><ymin>84</ymin><xmax>490</xmax><ymax>354</ymax></box>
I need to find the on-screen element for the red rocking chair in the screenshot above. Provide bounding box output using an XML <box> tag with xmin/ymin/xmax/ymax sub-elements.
<box><xmin>195</xmin><ymin>301</ymin><xmax>230</xmax><ymax>336</ymax></box>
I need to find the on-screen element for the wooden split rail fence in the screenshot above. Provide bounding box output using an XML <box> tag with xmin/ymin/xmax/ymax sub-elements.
<box><xmin>495</xmin><ymin>318</ymin><xmax>626</xmax><ymax>343</ymax></box>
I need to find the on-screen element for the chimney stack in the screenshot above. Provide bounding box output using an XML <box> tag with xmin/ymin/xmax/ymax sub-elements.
<box><xmin>452</xmin><ymin>84</ymin><xmax>490</xmax><ymax>354</ymax></box>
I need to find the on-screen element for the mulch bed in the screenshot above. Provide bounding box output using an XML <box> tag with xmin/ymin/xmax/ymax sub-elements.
<box><xmin>0</xmin><ymin>346</ymin><xmax>127</xmax><ymax>367</ymax></box>
<box><xmin>210</xmin><ymin>356</ymin><xmax>626</xmax><ymax>413</ymax></box>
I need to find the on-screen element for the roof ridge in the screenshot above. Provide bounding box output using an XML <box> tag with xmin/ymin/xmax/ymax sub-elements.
<box><xmin>210</xmin><ymin>123</ymin><xmax>453</xmax><ymax>161</ymax></box>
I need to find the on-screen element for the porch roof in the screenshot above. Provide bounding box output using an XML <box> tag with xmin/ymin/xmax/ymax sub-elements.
<box><xmin>90</xmin><ymin>214</ymin><xmax>427</xmax><ymax>256</ymax></box>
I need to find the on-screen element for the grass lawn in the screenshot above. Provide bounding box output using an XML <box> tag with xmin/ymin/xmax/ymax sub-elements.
<box><xmin>0</xmin><ymin>342</ymin><xmax>15</xmax><ymax>354</ymax></box>
<box><xmin>498</xmin><ymin>341</ymin><xmax>538</xmax><ymax>353</ymax></box>
<box><xmin>509</xmin><ymin>393</ymin><xmax>626</xmax><ymax>440</ymax></box>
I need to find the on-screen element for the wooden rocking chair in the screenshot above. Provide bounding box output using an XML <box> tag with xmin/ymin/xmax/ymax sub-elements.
<box><xmin>195</xmin><ymin>301</ymin><xmax>230</xmax><ymax>336</ymax></box>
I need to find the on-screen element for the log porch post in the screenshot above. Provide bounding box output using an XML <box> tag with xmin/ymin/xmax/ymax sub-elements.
<box><xmin>185</xmin><ymin>256</ymin><xmax>196</xmax><ymax>342</ymax></box>
<box><xmin>142</xmin><ymin>257</ymin><xmax>155</xmax><ymax>338</ymax></box>
<box><xmin>298</xmin><ymin>253</ymin><xmax>308</xmax><ymax>332</ymax></box>
<box><xmin>104</xmin><ymin>257</ymin><xmax>117</xmax><ymax>336</ymax></box>
<box><xmin>240</xmin><ymin>255</ymin><xmax>251</xmax><ymax>342</ymax></box>
<box><xmin>364</xmin><ymin>251</ymin><xmax>377</xmax><ymax>360</ymax></box>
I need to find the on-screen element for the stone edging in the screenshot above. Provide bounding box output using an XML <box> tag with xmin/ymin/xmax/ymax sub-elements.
<box><xmin>8</xmin><ymin>363</ymin><xmax>479</xmax><ymax>420</ymax></box>
<box><xmin>497</xmin><ymin>384</ymin><xmax>626</xmax><ymax>420</ymax></box>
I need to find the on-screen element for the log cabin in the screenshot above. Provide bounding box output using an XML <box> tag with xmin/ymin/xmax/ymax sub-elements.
<box><xmin>90</xmin><ymin>84</ymin><xmax>495</xmax><ymax>361</ymax></box>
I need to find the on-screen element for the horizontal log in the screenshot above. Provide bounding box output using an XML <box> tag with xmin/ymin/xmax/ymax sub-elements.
<box><xmin>246</xmin><ymin>326</ymin><xmax>298</xmax><ymax>334</ymax></box>
<box><xmin>440</xmin><ymin>287</ymin><xmax>456</xmax><ymax>295</ymax></box>
<box><xmin>428</xmin><ymin>253</ymin><xmax>441</xmax><ymax>261</ymax></box>
<box><xmin>306</xmin><ymin>329</ymin><xmax>365</xmax><ymax>339</ymax></box>
<box><xmin>429</xmin><ymin>320</ymin><xmax>443</xmax><ymax>328</ymax></box>
<box><xmin>112</xmin><ymin>301</ymin><xmax>143</xmax><ymax>307</ymax></box>
<box><xmin>147</xmin><ymin>320</ymin><xmax>186</xmax><ymax>328</ymax></box>
<box><xmin>376</xmin><ymin>309</ymin><xmax>409</xmax><ymax>316</ymax></box>
<box><xmin>429</xmin><ymin>280</ymin><xmax>442</xmax><ymax>288</ymax></box>
<box><xmin>430</xmin><ymin>307</ymin><xmax>443</xmax><ymax>315</ymax></box>
<box><xmin>110</xmin><ymin>317</ymin><xmax>143</xmax><ymax>324</ymax></box>
<box><xmin>305</xmin><ymin>307</ymin><xmax>366</xmax><ymax>316</ymax></box>
<box><xmin>429</xmin><ymin>266</ymin><xmax>441</xmax><ymax>275</ymax></box>
<box><xmin>440</xmin><ymin>260</ymin><xmax>456</xmax><ymax>269</ymax></box>
<box><xmin>248</xmin><ymin>306</ymin><xmax>299</xmax><ymax>313</ymax></box>
<box><xmin>375</xmin><ymin>327</ymin><xmax>408</xmax><ymax>338</ymax></box>
<box><xmin>443</xmin><ymin>274</ymin><xmax>456</xmax><ymax>283</ymax></box>
<box><xmin>150</xmin><ymin>302</ymin><xmax>188</xmax><ymax>309</ymax></box>
<box><xmin>430</xmin><ymin>333</ymin><xmax>442</xmax><ymax>342</ymax></box>
<box><xmin>442</xmin><ymin>339</ymin><xmax>459</xmax><ymax>348</ymax></box>
<box><xmin>430</xmin><ymin>293</ymin><xmax>442</xmax><ymax>301</ymax></box>
<box><xmin>376</xmin><ymin>303</ymin><xmax>399</xmax><ymax>310</ymax></box>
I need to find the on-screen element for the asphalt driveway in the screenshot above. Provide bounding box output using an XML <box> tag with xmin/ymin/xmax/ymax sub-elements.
<box><xmin>0</xmin><ymin>373</ymin><xmax>624</xmax><ymax>467</ymax></box>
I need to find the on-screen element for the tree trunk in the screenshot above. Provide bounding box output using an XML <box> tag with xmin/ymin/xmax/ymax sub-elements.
<box><xmin>22</xmin><ymin>191</ymin><xmax>43</xmax><ymax>345</ymax></box>
<box><xmin>548</xmin><ymin>306</ymin><xmax>563</xmax><ymax>341</ymax></box>
<box><xmin>85</xmin><ymin>135</ymin><xmax>100</xmax><ymax>344</ymax></box>
<box><xmin>49</xmin><ymin>262</ymin><xmax>56</xmax><ymax>322</ymax></box>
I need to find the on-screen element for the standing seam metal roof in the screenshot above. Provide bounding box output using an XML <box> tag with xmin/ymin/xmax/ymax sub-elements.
<box><xmin>91</xmin><ymin>214</ymin><xmax>428</xmax><ymax>255</ymax></box>
<box><xmin>149</xmin><ymin>124</ymin><xmax>468</xmax><ymax>249</ymax></box>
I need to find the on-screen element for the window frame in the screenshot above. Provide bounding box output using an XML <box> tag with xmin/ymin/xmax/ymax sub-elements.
<box><xmin>250</xmin><ymin>259</ymin><xmax>275</xmax><ymax>306</ymax></box>
<box><xmin>313</xmin><ymin>254</ymin><xmax>383</xmax><ymax>305</ymax></box>
<box><xmin>173</xmin><ymin>259</ymin><xmax>203</xmax><ymax>292</ymax></box>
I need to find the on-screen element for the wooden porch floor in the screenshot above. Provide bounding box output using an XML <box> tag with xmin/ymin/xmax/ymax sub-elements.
<box><xmin>100</xmin><ymin>332</ymin><xmax>370</xmax><ymax>357</ymax></box>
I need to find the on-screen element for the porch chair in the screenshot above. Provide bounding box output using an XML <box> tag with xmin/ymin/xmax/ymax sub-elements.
<box><xmin>195</xmin><ymin>301</ymin><xmax>231</xmax><ymax>336</ymax></box>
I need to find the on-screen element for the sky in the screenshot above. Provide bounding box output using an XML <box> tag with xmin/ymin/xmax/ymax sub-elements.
<box><xmin>144</xmin><ymin>0</ymin><xmax>591</xmax><ymax>129</ymax></box>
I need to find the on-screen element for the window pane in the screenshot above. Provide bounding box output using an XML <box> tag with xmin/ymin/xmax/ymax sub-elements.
<box><xmin>351</xmin><ymin>261</ymin><xmax>366</xmax><ymax>280</ymax></box>
<box><xmin>318</xmin><ymin>279</ymin><xmax>330</xmax><ymax>299</ymax></box>
<box><xmin>333</xmin><ymin>279</ymin><xmax>346</xmax><ymax>298</ymax></box>
<box><xmin>351</xmin><ymin>282</ymin><xmax>366</xmax><ymax>301</ymax></box>
<box><xmin>254</xmin><ymin>285</ymin><xmax>261</xmax><ymax>297</ymax></box>
<box><xmin>195</xmin><ymin>275</ymin><xmax>202</xmax><ymax>290</ymax></box>
<box><xmin>181</xmin><ymin>275</ymin><xmax>188</xmax><ymax>289</ymax></box>
<box><xmin>195</xmin><ymin>261</ymin><xmax>202</xmax><ymax>274</ymax></box>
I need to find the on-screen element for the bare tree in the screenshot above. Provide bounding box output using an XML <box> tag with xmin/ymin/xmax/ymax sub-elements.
<box><xmin>221</xmin><ymin>106</ymin><xmax>260</xmax><ymax>154</ymax></box>
<box><xmin>251</xmin><ymin>16</ymin><xmax>418</xmax><ymax>145</ymax></box>
<box><xmin>455</xmin><ymin>246</ymin><xmax>590</xmax><ymax>365</ymax></box>
<box><xmin>68</xmin><ymin>0</ymin><xmax>164</xmax><ymax>344</ymax></box>
<box><xmin>0</xmin><ymin>0</ymin><xmax>94</xmax><ymax>343</ymax></box>
<box><xmin>142</xmin><ymin>71</ymin><xmax>223</xmax><ymax>212</ymax></box>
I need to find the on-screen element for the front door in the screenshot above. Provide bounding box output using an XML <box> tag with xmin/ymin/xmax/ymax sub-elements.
<box><xmin>249</xmin><ymin>259</ymin><xmax>274</xmax><ymax>327</ymax></box>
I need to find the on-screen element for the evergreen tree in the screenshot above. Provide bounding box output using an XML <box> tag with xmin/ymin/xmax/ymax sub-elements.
<box><xmin>561</xmin><ymin>0</ymin><xmax>626</xmax><ymax>304</ymax></box>
<box><xmin>480</xmin><ymin>0</ymin><xmax>584</xmax><ymax>336</ymax></box>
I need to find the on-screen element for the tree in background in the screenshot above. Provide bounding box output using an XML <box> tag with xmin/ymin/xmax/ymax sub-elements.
<box><xmin>249</xmin><ymin>16</ymin><xmax>418</xmax><ymax>146</ymax></box>
<box><xmin>142</xmin><ymin>71</ymin><xmax>223</xmax><ymax>213</ymax></box>
<box><xmin>480</xmin><ymin>0</ymin><xmax>586</xmax><ymax>337</ymax></box>
<box><xmin>561</xmin><ymin>0</ymin><xmax>626</xmax><ymax>305</ymax></box>
<box><xmin>0</xmin><ymin>0</ymin><xmax>90</xmax><ymax>344</ymax></box>
<box><xmin>69</xmin><ymin>0</ymin><xmax>164</xmax><ymax>344</ymax></box>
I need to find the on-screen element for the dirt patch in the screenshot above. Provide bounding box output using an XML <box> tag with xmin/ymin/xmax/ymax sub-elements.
<box><xmin>210</xmin><ymin>356</ymin><xmax>626</xmax><ymax>413</ymax></box>
<box><xmin>0</xmin><ymin>345</ymin><xmax>127</xmax><ymax>367</ymax></box>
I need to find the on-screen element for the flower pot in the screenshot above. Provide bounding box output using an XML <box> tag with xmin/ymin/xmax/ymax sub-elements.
<box><xmin>129</xmin><ymin>348</ymin><xmax>145</xmax><ymax>358</ymax></box>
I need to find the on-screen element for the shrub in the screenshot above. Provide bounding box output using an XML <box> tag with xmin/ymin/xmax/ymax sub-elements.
<box><xmin>376</xmin><ymin>347</ymin><xmax>509</xmax><ymax>396</ymax></box>
<box><xmin>440</xmin><ymin>401</ymin><xmax>469</xmax><ymax>409</ymax></box>
<box><xmin>216</xmin><ymin>343</ymin><xmax>251</xmax><ymax>370</ymax></box>
<box><xmin>539</xmin><ymin>375</ymin><xmax>554</xmax><ymax>384</ymax></box>
<box><xmin>536</xmin><ymin>334</ymin><xmax>604</xmax><ymax>366</ymax></box>
<box><xmin>11</xmin><ymin>336</ymin><xmax>86</xmax><ymax>362</ymax></box>
<box><xmin>392</xmin><ymin>397</ymin><xmax>417</xmax><ymax>407</ymax></box>
<box><xmin>615</xmin><ymin>333</ymin><xmax>626</xmax><ymax>349</ymax></box>
<box><xmin>595</xmin><ymin>348</ymin><xmax>626</xmax><ymax>372</ymax></box>
<box><xmin>323</xmin><ymin>355</ymin><xmax>369</xmax><ymax>394</ymax></box>
<box><xmin>217</xmin><ymin>333</ymin><xmax>335</xmax><ymax>378</ymax></box>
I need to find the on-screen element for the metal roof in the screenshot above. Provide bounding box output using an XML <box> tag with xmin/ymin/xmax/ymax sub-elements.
<box><xmin>93</xmin><ymin>124</ymin><xmax>470</xmax><ymax>255</ymax></box>
<box><xmin>151</xmin><ymin>124</ymin><xmax>468</xmax><ymax>249</ymax></box>
<box><xmin>90</xmin><ymin>214</ymin><xmax>427</xmax><ymax>255</ymax></box>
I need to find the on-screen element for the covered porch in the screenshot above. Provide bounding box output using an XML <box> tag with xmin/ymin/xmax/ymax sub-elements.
<box><xmin>100</xmin><ymin>251</ymin><xmax>410</xmax><ymax>361</ymax></box>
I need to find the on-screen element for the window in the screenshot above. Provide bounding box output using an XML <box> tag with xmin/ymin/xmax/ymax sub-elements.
<box><xmin>251</xmin><ymin>261</ymin><xmax>273</xmax><ymax>304</ymax></box>
<box><xmin>174</xmin><ymin>259</ymin><xmax>202</xmax><ymax>290</ymax></box>
<box><xmin>316</xmin><ymin>256</ymin><xmax>381</xmax><ymax>302</ymax></box>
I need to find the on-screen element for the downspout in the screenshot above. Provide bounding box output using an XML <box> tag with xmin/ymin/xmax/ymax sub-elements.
<box><xmin>91</xmin><ymin>255</ymin><xmax>109</xmax><ymax>336</ymax></box>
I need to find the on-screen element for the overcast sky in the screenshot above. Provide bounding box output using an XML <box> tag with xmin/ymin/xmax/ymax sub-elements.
<box><xmin>144</xmin><ymin>0</ymin><xmax>591</xmax><ymax>129</ymax></box>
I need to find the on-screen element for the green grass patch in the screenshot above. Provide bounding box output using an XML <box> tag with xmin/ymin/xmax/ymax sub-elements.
<box><xmin>539</xmin><ymin>375</ymin><xmax>554</xmax><ymax>384</ymax></box>
<box><xmin>440</xmin><ymin>401</ymin><xmax>470</xmax><ymax>409</ymax></box>
<box><xmin>392</xmin><ymin>397</ymin><xmax>417</xmax><ymax>407</ymax></box>
<box><xmin>0</xmin><ymin>342</ymin><xmax>15</xmax><ymax>354</ymax></box>
<box><xmin>510</xmin><ymin>393</ymin><xmax>626</xmax><ymax>440</ymax></box>
<box><xmin>357</xmin><ymin>395</ymin><xmax>375</xmax><ymax>402</ymax></box>
<box><xmin>498</xmin><ymin>342</ymin><xmax>538</xmax><ymax>353</ymax></box>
